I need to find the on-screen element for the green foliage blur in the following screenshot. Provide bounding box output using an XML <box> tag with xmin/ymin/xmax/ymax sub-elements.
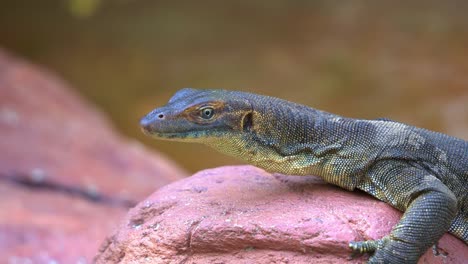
<box><xmin>1</xmin><ymin>0</ymin><xmax>467</xmax><ymax>172</ymax></box>
<box><xmin>67</xmin><ymin>0</ymin><xmax>102</xmax><ymax>18</ymax></box>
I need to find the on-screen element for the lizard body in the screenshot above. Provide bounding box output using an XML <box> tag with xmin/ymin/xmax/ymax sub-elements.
<box><xmin>140</xmin><ymin>88</ymin><xmax>468</xmax><ymax>263</ymax></box>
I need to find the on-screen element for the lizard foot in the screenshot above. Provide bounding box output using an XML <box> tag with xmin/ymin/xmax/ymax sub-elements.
<box><xmin>349</xmin><ymin>237</ymin><xmax>394</xmax><ymax>263</ymax></box>
<box><xmin>350</xmin><ymin>236</ymin><xmax>422</xmax><ymax>263</ymax></box>
<box><xmin>432</xmin><ymin>242</ymin><xmax>448</xmax><ymax>257</ymax></box>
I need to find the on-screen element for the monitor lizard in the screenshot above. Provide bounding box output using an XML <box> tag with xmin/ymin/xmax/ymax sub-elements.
<box><xmin>140</xmin><ymin>88</ymin><xmax>467</xmax><ymax>263</ymax></box>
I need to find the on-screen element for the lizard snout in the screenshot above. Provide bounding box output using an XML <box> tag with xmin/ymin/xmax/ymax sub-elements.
<box><xmin>140</xmin><ymin>109</ymin><xmax>166</xmax><ymax>135</ymax></box>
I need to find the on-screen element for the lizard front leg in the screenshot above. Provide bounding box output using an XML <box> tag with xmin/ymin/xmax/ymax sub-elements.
<box><xmin>350</xmin><ymin>162</ymin><xmax>458</xmax><ymax>263</ymax></box>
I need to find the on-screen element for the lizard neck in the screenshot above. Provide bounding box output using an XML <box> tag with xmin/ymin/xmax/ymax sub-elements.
<box><xmin>204</xmin><ymin>95</ymin><xmax>365</xmax><ymax>190</ymax></box>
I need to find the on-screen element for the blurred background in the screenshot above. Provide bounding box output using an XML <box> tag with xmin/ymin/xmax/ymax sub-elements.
<box><xmin>1</xmin><ymin>0</ymin><xmax>467</xmax><ymax>173</ymax></box>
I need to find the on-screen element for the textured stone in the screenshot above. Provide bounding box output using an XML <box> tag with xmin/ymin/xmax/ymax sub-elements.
<box><xmin>0</xmin><ymin>49</ymin><xmax>187</xmax><ymax>263</ymax></box>
<box><xmin>96</xmin><ymin>166</ymin><xmax>468</xmax><ymax>264</ymax></box>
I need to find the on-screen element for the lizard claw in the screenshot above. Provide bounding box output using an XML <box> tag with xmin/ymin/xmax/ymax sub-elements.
<box><xmin>349</xmin><ymin>239</ymin><xmax>379</xmax><ymax>254</ymax></box>
<box><xmin>349</xmin><ymin>237</ymin><xmax>389</xmax><ymax>262</ymax></box>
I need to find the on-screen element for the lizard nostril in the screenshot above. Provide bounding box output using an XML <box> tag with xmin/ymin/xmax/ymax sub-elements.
<box><xmin>158</xmin><ymin>113</ymin><xmax>165</xmax><ymax>119</ymax></box>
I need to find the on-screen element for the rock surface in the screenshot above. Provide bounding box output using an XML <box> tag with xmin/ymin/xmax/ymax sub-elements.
<box><xmin>0</xmin><ymin>49</ymin><xmax>187</xmax><ymax>263</ymax></box>
<box><xmin>96</xmin><ymin>166</ymin><xmax>468</xmax><ymax>264</ymax></box>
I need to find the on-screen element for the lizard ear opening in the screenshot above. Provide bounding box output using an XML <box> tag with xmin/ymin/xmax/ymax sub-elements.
<box><xmin>241</xmin><ymin>112</ymin><xmax>253</xmax><ymax>132</ymax></box>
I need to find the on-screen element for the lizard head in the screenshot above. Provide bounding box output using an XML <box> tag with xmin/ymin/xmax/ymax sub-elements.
<box><xmin>140</xmin><ymin>88</ymin><xmax>253</xmax><ymax>142</ymax></box>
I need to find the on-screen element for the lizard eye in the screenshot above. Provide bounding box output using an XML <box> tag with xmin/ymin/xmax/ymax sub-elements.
<box><xmin>200</xmin><ymin>107</ymin><xmax>214</xmax><ymax>119</ymax></box>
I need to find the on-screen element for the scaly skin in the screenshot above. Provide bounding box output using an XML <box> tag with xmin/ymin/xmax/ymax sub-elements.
<box><xmin>140</xmin><ymin>88</ymin><xmax>468</xmax><ymax>263</ymax></box>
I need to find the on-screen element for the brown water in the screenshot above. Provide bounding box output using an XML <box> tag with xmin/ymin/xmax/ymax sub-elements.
<box><xmin>1</xmin><ymin>1</ymin><xmax>467</xmax><ymax>173</ymax></box>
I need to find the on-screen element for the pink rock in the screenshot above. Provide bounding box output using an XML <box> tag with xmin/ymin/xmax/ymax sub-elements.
<box><xmin>0</xmin><ymin>49</ymin><xmax>186</xmax><ymax>201</ymax></box>
<box><xmin>96</xmin><ymin>166</ymin><xmax>468</xmax><ymax>264</ymax></box>
<box><xmin>0</xmin><ymin>49</ymin><xmax>187</xmax><ymax>263</ymax></box>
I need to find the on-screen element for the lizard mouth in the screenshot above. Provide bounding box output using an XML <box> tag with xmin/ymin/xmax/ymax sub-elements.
<box><xmin>140</xmin><ymin>128</ymin><xmax>190</xmax><ymax>140</ymax></box>
<box><xmin>140</xmin><ymin>122</ymin><xmax>206</xmax><ymax>141</ymax></box>
<box><xmin>140</xmin><ymin>122</ymin><xmax>188</xmax><ymax>139</ymax></box>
